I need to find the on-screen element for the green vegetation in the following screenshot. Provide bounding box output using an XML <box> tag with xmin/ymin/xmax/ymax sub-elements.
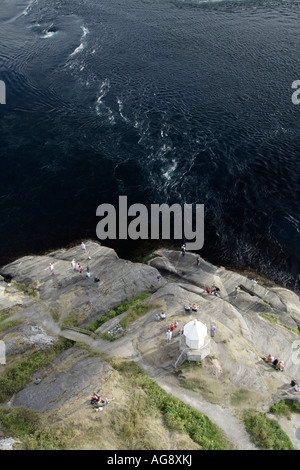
<box><xmin>0</xmin><ymin>306</ymin><xmax>21</xmax><ymax>323</ymax></box>
<box><xmin>243</xmin><ymin>410</ymin><xmax>294</xmax><ymax>450</ymax></box>
<box><xmin>179</xmin><ymin>378</ymin><xmax>201</xmax><ymax>391</ymax></box>
<box><xmin>0</xmin><ymin>338</ymin><xmax>73</xmax><ymax>403</ymax></box>
<box><xmin>50</xmin><ymin>308</ymin><xmax>60</xmax><ymax>323</ymax></box>
<box><xmin>119</xmin><ymin>300</ymin><xmax>157</xmax><ymax>329</ymax></box>
<box><xmin>0</xmin><ymin>306</ymin><xmax>23</xmax><ymax>332</ymax></box>
<box><xmin>86</xmin><ymin>293</ymin><xmax>151</xmax><ymax>332</ymax></box>
<box><xmin>60</xmin><ymin>311</ymin><xmax>81</xmax><ymax>329</ymax></box>
<box><xmin>230</xmin><ymin>389</ymin><xmax>253</xmax><ymax>406</ymax></box>
<box><xmin>0</xmin><ymin>319</ymin><xmax>23</xmax><ymax>333</ymax></box>
<box><xmin>110</xmin><ymin>359</ymin><xmax>230</xmax><ymax>450</ymax></box>
<box><xmin>0</xmin><ymin>406</ymin><xmax>73</xmax><ymax>449</ymax></box>
<box><xmin>142</xmin><ymin>253</ymin><xmax>154</xmax><ymax>263</ymax></box>
<box><xmin>15</xmin><ymin>281</ymin><xmax>39</xmax><ymax>299</ymax></box>
<box><xmin>260</xmin><ymin>313</ymin><xmax>300</xmax><ymax>336</ymax></box>
<box><xmin>260</xmin><ymin>313</ymin><xmax>278</xmax><ymax>324</ymax></box>
<box><xmin>270</xmin><ymin>399</ymin><xmax>300</xmax><ymax>420</ymax></box>
<box><xmin>181</xmin><ymin>359</ymin><xmax>203</xmax><ymax>369</ymax></box>
<box><xmin>100</xmin><ymin>331</ymin><xmax>120</xmax><ymax>342</ymax></box>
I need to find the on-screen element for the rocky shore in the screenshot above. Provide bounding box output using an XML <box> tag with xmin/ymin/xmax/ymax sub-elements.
<box><xmin>0</xmin><ymin>241</ymin><xmax>299</xmax><ymax>450</ymax></box>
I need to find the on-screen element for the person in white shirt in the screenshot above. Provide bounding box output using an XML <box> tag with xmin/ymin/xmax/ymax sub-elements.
<box><xmin>166</xmin><ymin>329</ymin><xmax>172</xmax><ymax>343</ymax></box>
<box><xmin>49</xmin><ymin>263</ymin><xmax>54</xmax><ymax>275</ymax></box>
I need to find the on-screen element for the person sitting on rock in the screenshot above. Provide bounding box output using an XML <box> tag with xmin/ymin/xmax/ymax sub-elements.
<box><xmin>211</xmin><ymin>286</ymin><xmax>220</xmax><ymax>297</ymax></box>
<box><xmin>192</xmin><ymin>304</ymin><xmax>199</xmax><ymax>312</ymax></box>
<box><xmin>91</xmin><ymin>392</ymin><xmax>100</xmax><ymax>405</ymax></box>
<box><xmin>272</xmin><ymin>358</ymin><xmax>279</xmax><ymax>368</ymax></box>
<box><xmin>267</xmin><ymin>354</ymin><xmax>274</xmax><ymax>363</ymax></box>
<box><xmin>170</xmin><ymin>323</ymin><xmax>176</xmax><ymax>331</ymax></box>
<box><xmin>94</xmin><ymin>397</ymin><xmax>110</xmax><ymax>409</ymax></box>
<box><xmin>160</xmin><ymin>312</ymin><xmax>166</xmax><ymax>320</ymax></box>
<box><xmin>184</xmin><ymin>305</ymin><xmax>191</xmax><ymax>311</ymax></box>
<box><xmin>277</xmin><ymin>360</ymin><xmax>285</xmax><ymax>371</ymax></box>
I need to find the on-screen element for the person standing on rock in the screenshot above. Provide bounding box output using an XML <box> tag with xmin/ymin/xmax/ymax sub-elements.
<box><xmin>81</xmin><ymin>242</ymin><xmax>86</xmax><ymax>251</ymax></box>
<box><xmin>49</xmin><ymin>263</ymin><xmax>55</xmax><ymax>275</ymax></box>
<box><xmin>71</xmin><ymin>259</ymin><xmax>76</xmax><ymax>271</ymax></box>
<box><xmin>166</xmin><ymin>329</ymin><xmax>172</xmax><ymax>343</ymax></box>
<box><xmin>234</xmin><ymin>286</ymin><xmax>239</xmax><ymax>299</ymax></box>
<box><xmin>181</xmin><ymin>244</ymin><xmax>186</xmax><ymax>256</ymax></box>
<box><xmin>210</xmin><ymin>325</ymin><xmax>216</xmax><ymax>337</ymax></box>
<box><xmin>196</xmin><ymin>256</ymin><xmax>200</xmax><ymax>266</ymax></box>
<box><xmin>251</xmin><ymin>279</ymin><xmax>257</xmax><ymax>291</ymax></box>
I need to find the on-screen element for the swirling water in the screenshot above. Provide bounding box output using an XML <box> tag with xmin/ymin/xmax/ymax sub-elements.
<box><xmin>0</xmin><ymin>0</ymin><xmax>300</xmax><ymax>291</ymax></box>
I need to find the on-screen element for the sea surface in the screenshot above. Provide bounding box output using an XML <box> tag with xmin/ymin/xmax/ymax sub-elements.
<box><xmin>0</xmin><ymin>0</ymin><xmax>300</xmax><ymax>291</ymax></box>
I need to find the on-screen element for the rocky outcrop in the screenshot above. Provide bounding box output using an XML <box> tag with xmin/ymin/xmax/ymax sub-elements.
<box><xmin>0</xmin><ymin>241</ymin><xmax>162</xmax><ymax>333</ymax></box>
<box><xmin>0</xmin><ymin>243</ymin><xmax>300</xmax><ymax>449</ymax></box>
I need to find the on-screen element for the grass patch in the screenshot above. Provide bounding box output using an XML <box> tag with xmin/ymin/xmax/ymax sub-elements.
<box><xmin>0</xmin><ymin>306</ymin><xmax>22</xmax><ymax>323</ymax></box>
<box><xmin>260</xmin><ymin>313</ymin><xmax>279</xmax><ymax>324</ymax></box>
<box><xmin>0</xmin><ymin>319</ymin><xmax>23</xmax><ymax>333</ymax></box>
<box><xmin>86</xmin><ymin>293</ymin><xmax>151</xmax><ymax>332</ymax></box>
<box><xmin>286</xmin><ymin>326</ymin><xmax>300</xmax><ymax>336</ymax></box>
<box><xmin>180</xmin><ymin>378</ymin><xmax>200</xmax><ymax>391</ymax></box>
<box><xmin>243</xmin><ymin>409</ymin><xmax>294</xmax><ymax>450</ymax></box>
<box><xmin>230</xmin><ymin>389</ymin><xmax>253</xmax><ymax>407</ymax></box>
<box><xmin>0</xmin><ymin>337</ymin><xmax>73</xmax><ymax>403</ymax></box>
<box><xmin>181</xmin><ymin>359</ymin><xmax>202</xmax><ymax>369</ymax></box>
<box><xmin>260</xmin><ymin>314</ymin><xmax>300</xmax><ymax>336</ymax></box>
<box><xmin>60</xmin><ymin>311</ymin><xmax>81</xmax><ymax>329</ymax></box>
<box><xmin>109</xmin><ymin>359</ymin><xmax>230</xmax><ymax>450</ymax></box>
<box><xmin>0</xmin><ymin>406</ymin><xmax>74</xmax><ymax>449</ymax></box>
<box><xmin>15</xmin><ymin>281</ymin><xmax>39</xmax><ymax>299</ymax></box>
<box><xmin>0</xmin><ymin>306</ymin><xmax>23</xmax><ymax>332</ymax></box>
<box><xmin>270</xmin><ymin>399</ymin><xmax>300</xmax><ymax>420</ymax></box>
<box><xmin>50</xmin><ymin>308</ymin><xmax>61</xmax><ymax>323</ymax></box>
<box><xmin>119</xmin><ymin>301</ymin><xmax>158</xmax><ymax>329</ymax></box>
<box><xmin>142</xmin><ymin>253</ymin><xmax>154</xmax><ymax>263</ymax></box>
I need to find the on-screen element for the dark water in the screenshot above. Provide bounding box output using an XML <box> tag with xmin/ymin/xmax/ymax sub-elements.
<box><xmin>0</xmin><ymin>0</ymin><xmax>300</xmax><ymax>291</ymax></box>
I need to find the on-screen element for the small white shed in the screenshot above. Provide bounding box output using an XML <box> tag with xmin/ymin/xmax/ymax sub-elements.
<box><xmin>183</xmin><ymin>319</ymin><xmax>207</xmax><ymax>349</ymax></box>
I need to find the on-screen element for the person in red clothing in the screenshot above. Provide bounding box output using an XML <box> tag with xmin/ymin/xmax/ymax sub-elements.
<box><xmin>170</xmin><ymin>323</ymin><xmax>176</xmax><ymax>331</ymax></box>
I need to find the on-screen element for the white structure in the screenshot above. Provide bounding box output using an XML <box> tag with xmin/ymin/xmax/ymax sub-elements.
<box><xmin>184</xmin><ymin>319</ymin><xmax>207</xmax><ymax>349</ymax></box>
<box><xmin>175</xmin><ymin>319</ymin><xmax>210</xmax><ymax>367</ymax></box>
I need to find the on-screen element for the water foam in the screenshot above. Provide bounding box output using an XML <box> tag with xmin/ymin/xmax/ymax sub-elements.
<box><xmin>70</xmin><ymin>26</ymin><xmax>90</xmax><ymax>57</ymax></box>
<box><xmin>95</xmin><ymin>79</ymin><xmax>115</xmax><ymax>124</ymax></box>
